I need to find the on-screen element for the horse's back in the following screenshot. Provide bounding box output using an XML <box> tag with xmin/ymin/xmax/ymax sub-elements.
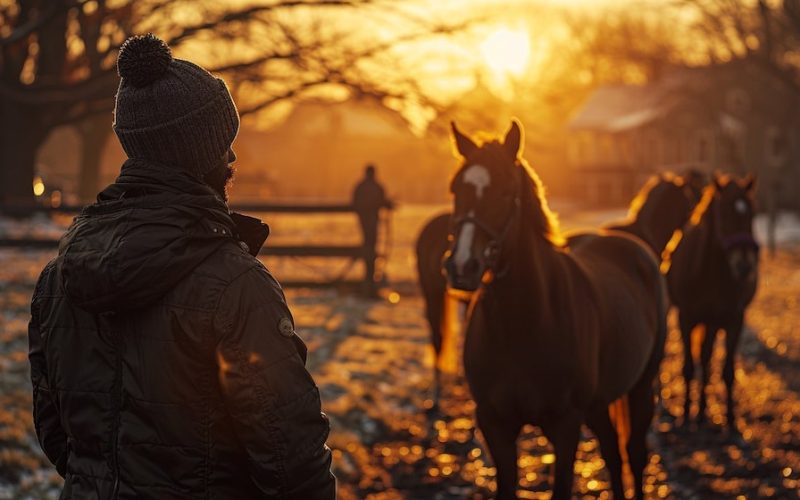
<box><xmin>568</xmin><ymin>230</ymin><xmax>665</xmax><ymax>403</ymax></box>
<box><xmin>572</xmin><ymin>229</ymin><xmax>660</xmax><ymax>279</ymax></box>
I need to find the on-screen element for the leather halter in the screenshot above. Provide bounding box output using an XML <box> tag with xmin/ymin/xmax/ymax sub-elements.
<box><xmin>711</xmin><ymin>194</ymin><xmax>760</xmax><ymax>253</ymax></box>
<box><xmin>451</xmin><ymin>166</ymin><xmax>523</xmax><ymax>276</ymax></box>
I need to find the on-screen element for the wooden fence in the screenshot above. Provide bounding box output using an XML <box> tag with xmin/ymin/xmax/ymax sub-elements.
<box><xmin>0</xmin><ymin>203</ymin><xmax>385</xmax><ymax>288</ymax></box>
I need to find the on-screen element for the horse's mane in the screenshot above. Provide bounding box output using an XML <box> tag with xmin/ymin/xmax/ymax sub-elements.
<box><xmin>626</xmin><ymin>173</ymin><xmax>680</xmax><ymax>221</ymax></box>
<box><xmin>452</xmin><ymin>137</ymin><xmax>563</xmax><ymax>247</ymax></box>
<box><xmin>688</xmin><ymin>182</ymin><xmax>716</xmax><ymax>227</ymax></box>
<box><xmin>517</xmin><ymin>156</ymin><xmax>564</xmax><ymax>247</ymax></box>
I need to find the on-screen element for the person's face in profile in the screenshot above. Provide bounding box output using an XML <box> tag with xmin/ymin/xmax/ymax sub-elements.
<box><xmin>204</xmin><ymin>148</ymin><xmax>236</xmax><ymax>201</ymax></box>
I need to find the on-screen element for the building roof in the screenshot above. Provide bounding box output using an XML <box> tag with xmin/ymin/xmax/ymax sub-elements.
<box><xmin>277</xmin><ymin>97</ymin><xmax>414</xmax><ymax>138</ymax></box>
<box><xmin>568</xmin><ymin>66</ymin><xmax>718</xmax><ymax>133</ymax></box>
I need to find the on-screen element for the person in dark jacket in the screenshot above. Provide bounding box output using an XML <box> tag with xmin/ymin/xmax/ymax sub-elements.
<box><xmin>28</xmin><ymin>34</ymin><xmax>335</xmax><ymax>499</ymax></box>
<box><xmin>351</xmin><ymin>164</ymin><xmax>394</xmax><ymax>296</ymax></box>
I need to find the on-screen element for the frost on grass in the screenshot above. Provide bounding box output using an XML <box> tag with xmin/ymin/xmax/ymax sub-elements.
<box><xmin>0</xmin><ymin>207</ymin><xmax>798</xmax><ymax>499</ymax></box>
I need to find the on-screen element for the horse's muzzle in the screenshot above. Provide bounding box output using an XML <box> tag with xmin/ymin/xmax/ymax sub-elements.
<box><xmin>443</xmin><ymin>253</ymin><xmax>483</xmax><ymax>292</ymax></box>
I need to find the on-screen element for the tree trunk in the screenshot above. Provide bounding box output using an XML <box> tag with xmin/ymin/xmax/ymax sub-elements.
<box><xmin>77</xmin><ymin>114</ymin><xmax>112</xmax><ymax>203</ymax></box>
<box><xmin>0</xmin><ymin>100</ymin><xmax>49</xmax><ymax>209</ymax></box>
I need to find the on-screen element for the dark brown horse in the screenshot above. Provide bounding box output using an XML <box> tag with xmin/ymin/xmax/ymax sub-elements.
<box><xmin>665</xmin><ymin>173</ymin><xmax>758</xmax><ymax>433</ymax></box>
<box><xmin>605</xmin><ymin>173</ymin><xmax>705</xmax><ymax>258</ymax></box>
<box><xmin>415</xmin><ymin>212</ymin><xmax>456</xmax><ymax>408</ymax></box>
<box><xmin>444</xmin><ymin>120</ymin><xmax>667</xmax><ymax>499</ymax></box>
<box><xmin>417</xmin><ymin>174</ymin><xmax>700</xmax><ymax>412</ymax></box>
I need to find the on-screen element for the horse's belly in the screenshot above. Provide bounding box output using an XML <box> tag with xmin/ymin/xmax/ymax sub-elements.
<box><xmin>596</xmin><ymin>319</ymin><xmax>655</xmax><ymax>401</ymax></box>
<box><xmin>465</xmin><ymin>352</ymin><xmax>585</xmax><ymax>423</ymax></box>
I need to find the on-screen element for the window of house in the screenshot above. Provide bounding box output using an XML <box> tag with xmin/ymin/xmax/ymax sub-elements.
<box><xmin>647</xmin><ymin>135</ymin><xmax>661</xmax><ymax>166</ymax></box>
<box><xmin>726</xmin><ymin>88</ymin><xmax>751</xmax><ymax>115</ymax></box>
<box><xmin>765</xmin><ymin>126</ymin><xmax>787</xmax><ymax>168</ymax></box>
<box><xmin>568</xmin><ymin>139</ymin><xmax>581</xmax><ymax>165</ymax></box>
<box><xmin>696</xmin><ymin>129</ymin><xmax>713</xmax><ymax>164</ymax></box>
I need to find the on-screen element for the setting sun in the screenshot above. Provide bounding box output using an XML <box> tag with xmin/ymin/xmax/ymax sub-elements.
<box><xmin>479</xmin><ymin>27</ymin><xmax>530</xmax><ymax>76</ymax></box>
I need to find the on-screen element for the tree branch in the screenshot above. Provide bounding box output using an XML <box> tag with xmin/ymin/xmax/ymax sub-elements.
<box><xmin>0</xmin><ymin>0</ymin><xmax>77</xmax><ymax>46</ymax></box>
<box><xmin>166</xmin><ymin>0</ymin><xmax>372</xmax><ymax>47</ymax></box>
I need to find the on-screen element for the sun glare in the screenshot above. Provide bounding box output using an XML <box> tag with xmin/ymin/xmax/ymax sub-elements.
<box><xmin>479</xmin><ymin>27</ymin><xmax>530</xmax><ymax>77</ymax></box>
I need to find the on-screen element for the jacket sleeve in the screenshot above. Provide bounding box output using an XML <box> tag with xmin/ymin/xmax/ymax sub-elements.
<box><xmin>29</xmin><ymin>271</ymin><xmax>68</xmax><ymax>477</ymax></box>
<box><xmin>214</xmin><ymin>265</ymin><xmax>335</xmax><ymax>500</ymax></box>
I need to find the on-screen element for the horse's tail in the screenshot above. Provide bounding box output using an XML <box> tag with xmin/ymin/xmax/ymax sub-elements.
<box><xmin>608</xmin><ymin>395</ymin><xmax>631</xmax><ymax>462</ymax></box>
<box><xmin>437</xmin><ymin>293</ymin><xmax>461</xmax><ymax>374</ymax></box>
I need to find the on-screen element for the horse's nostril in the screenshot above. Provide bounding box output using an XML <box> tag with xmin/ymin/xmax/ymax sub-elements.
<box><xmin>464</xmin><ymin>258</ymin><xmax>480</xmax><ymax>275</ymax></box>
<box><xmin>443</xmin><ymin>256</ymin><xmax>455</xmax><ymax>277</ymax></box>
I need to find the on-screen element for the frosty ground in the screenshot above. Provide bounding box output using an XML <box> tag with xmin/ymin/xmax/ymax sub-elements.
<box><xmin>0</xmin><ymin>205</ymin><xmax>798</xmax><ymax>499</ymax></box>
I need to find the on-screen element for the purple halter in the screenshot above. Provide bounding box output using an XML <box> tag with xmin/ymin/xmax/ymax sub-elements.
<box><xmin>712</xmin><ymin>195</ymin><xmax>760</xmax><ymax>254</ymax></box>
<box><xmin>720</xmin><ymin>232</ymin><xmax>760</xmax><ymax>253</ymax></box>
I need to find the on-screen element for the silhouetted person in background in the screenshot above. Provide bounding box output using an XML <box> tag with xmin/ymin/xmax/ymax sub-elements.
<box><xmin>28</xmin><ymin>34</ymin><xmax>334</xmax><ymax>499</ymax></box>
<box><xmin>352</xmin><ymin>164</ymin><xmax>394</xmax><ymax>296</ymax></box>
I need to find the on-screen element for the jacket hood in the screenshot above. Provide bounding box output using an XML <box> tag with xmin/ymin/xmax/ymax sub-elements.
<box><xmin>58</xmin><ymin>159</ymin><xmax>267</xmax><ymax>314</ymax></box>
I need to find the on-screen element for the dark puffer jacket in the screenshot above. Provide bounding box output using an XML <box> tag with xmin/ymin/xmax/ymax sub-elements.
<box><xmin>28</xmin><ymin>160</ymin><xmax>335</xmax><ymax>499</ymax></box>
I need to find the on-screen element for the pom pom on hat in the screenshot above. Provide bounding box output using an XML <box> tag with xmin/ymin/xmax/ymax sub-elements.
<box><xmin>117</xmin><ymin>33</ymin><xmax>173</xmax><ymax>88</ymax></box>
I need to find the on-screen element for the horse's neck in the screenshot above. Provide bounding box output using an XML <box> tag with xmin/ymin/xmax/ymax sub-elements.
<box><xmin>489</xmin><ymin>219</ymin><xmax>560</xmax><ymax>315</ymax></box>
<box><xmin>701</xmin><ymin>201</ymin><xmax>723</xmax><ymax>255</ymax></box>
<box><xmin>635</xmin><ymin>198</ymin><xmax>671</xmax><ymax>255</ymax></box>
<box><xmin>644</xmin><ymin>220</ymin><xmax>673</xmax><ymax>257</ymax></box>
<box><xmin>686</xmin><ymin>202</ymin><xmax>722</xmax><ymax>275</ymax></box>
<box><xmin>627</xmin><ymin>216</ymin><xmax>655</xmax><ymax>249</ymax></box>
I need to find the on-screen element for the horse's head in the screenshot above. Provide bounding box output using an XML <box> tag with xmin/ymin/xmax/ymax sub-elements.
<box><xmin>711</xmin><ymin>172</ymin><xmax>758</xmax><ymax>282</ymax></box>
<box><xmin>682</xmin><ymin>168</ymin><xmax>708</xmax><ymax>202</ymax></box>
<box><xmin>444</xmin><ymin>120</ymin><xmax>525</xmax><ymax>292</ymax></box>
<box><xmin>649</xmin><ymin>174</ymin><xmax>704</xmax><ymax>237</ymax></box>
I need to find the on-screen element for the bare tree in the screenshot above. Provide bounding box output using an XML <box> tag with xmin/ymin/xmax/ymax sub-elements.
<box><xmin>0</xmin><ymin>0</ymin><xmax>468</xmax><ymax>204</ymax></box>
<box><xmin>677</xmin><ymin>0</ymin><xmax>800</xmax><ymax>93</ymax></box>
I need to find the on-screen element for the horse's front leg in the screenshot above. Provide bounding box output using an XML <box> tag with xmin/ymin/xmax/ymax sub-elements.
<box><xmin>723</xmin><ymin>313</ymin><xmax>744</xmax><ymax>434</ymax></box>
<box><xmin>476</xmin><ymin>407</ymin><xmax>520</xmax><ymax>499</ymax></box>
<box><xmin>678</xmin><ymin>311</ymin><xmax>698</xmax><ymax>422</ymax></box>
<box><xmin>542</xmin><ymin>412</ymin><xmax>581</xmax><ymax>500</ymax></box>
<box><xmin>697</xmin><ymin>325</ymin><xmax>718</xmax><ymax>425</ymax></box>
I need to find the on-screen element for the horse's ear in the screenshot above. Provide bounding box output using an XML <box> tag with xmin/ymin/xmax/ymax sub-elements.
<box><xmin>712</xmin><ymin>171</ymin><xmax>725</xmax><ymax>191</ymax></box>
<box><xmin>742</xmin><ymin>172</ymin><xmax>756</xmax><ymax>192</ymax></box>
<box><xmin>451</xmin><ymin>121</ymin><xmax>478</xmax><ymax>159</ymax></box>
<box><xmin>682</xmin><ymin>183</ymin><xmax>698</xmax><ymax>202</ymax></box>
<box><xmin>503</xmin><ymin>119</ymin><xmax>524</xmax><ymax>158</ymax></box>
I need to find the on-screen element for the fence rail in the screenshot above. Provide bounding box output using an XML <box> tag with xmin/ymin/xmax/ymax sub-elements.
<box><xmin>0</xmin><ymin>202</ymin><xmax>383</xmax><ymax>289</ymax></box>
<box><xmin>0</xmin><ymin>203</ymin><xmax>357</xmax><ymax>214</ymax></box>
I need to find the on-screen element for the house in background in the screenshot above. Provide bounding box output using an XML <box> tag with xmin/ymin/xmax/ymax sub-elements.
<box><xmin>567</xmin><ymin>62</ymin><xmax>800</xmax><ymax>208</ymax></box>
<box><xmin>35</xmin><ymin>97</ymin><xmax>454</xmax><ymax>204</ymax></box>
<box><xmin>234</xmin><ymin>98</ymin><xmax>451</xmax><ymax>203</ymax></box>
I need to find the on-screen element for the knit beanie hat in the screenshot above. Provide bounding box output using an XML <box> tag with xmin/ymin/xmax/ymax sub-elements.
<box><xmin>113</xmin><ymin>34</ymin><xmax>240</xmax><ymax>178</ymax></box>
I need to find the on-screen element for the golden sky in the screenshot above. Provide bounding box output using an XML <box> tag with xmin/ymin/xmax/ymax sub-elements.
<box><xmin>166</xmin><ymin>0</ymin><xmax>671</xmax><ymax>132</ymax></box>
